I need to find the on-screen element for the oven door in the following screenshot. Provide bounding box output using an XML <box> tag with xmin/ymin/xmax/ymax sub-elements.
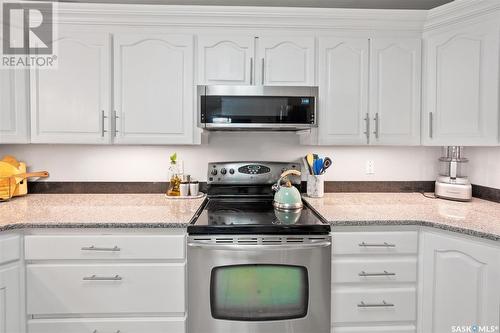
<box><xmin>187</xmin><ymin>235</ymin><xmax>331</xmax><ymax>333</ymax></box>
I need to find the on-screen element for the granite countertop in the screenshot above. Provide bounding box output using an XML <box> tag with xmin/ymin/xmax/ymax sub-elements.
<box><xmin>1</xmin><ymin>193</ymin><xmax>499</xmax><ymax>241</ymax></box>
<box><xmin>304</xmin><ymin>193</ymin><xmax>500</xmax><ymax>241</ymax></box>
<box><xmin>0</xmin><ymin>194</ymin><xmax>205</xmax><ymax>230</ymax></box>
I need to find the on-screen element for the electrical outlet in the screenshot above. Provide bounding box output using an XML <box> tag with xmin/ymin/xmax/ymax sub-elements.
<box><xmin>366</xmin><ymin>160</ymin><xmax>375</xmax><ymax>175</ymax></box>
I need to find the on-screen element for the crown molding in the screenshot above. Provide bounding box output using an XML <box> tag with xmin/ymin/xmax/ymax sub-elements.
<box><xmin>425</xmin><ymin>0</ymin><xmax>500</xmax><ymax>31</ymax></box>
<box><xmin>15</xmin><ymin>1</ymin><xmax>427</xmax><ymax>32</ymax></box>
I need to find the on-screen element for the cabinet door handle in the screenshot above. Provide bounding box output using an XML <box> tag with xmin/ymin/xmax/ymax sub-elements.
<box><xmin>83</xmin><ymin>274</ymin><xmax>123</xmax><ymax>281</ymax></box>
<box><xmin>250</xmin><ymin>57</ymin><xmax>253</xmax><ymax>85</ymax></box>
<box><xmin>357</xmin><ymin>300</ymin><xmax>394</xmax><ymax>308</ymax></box>
<box><xmin>261</xmin><ymin>58</ymin><xmax>265</xmax><ymax>85</ymax></box>
<box><xmin>429</xmin><ymin>112</ymin><xmax>433</xmax><ymax>138</ymax></box>
<box><xmin>373</xmin><ymin>113</ymin><xmax>379</xmax><ymax>139</ymax></box>
<box><xmin>101</xmin><ymin>111</ymin><xmax>108</xmax><ymax>137</ymax></box>
<box><xmin>359</xmin><ymin>270</ymin><xmax>396</xmax><ymax>277</ymax></box>
<box><xmin>92</xmin><ymin>330</ymin><xmax>121</xmax><ymax>333</ymax></box>
<box><xmin>359</xmin><ymin>242</ymin><xmax>396</xmax><ymax>248</ymax></box>
<box><xmin>81</xmin><ymin>245</ymin><xmax>121</xmax><ymax>252</ymax></box>
<box><xmin>363</xmin><ymin>113</ymin><xmax>370</xmax><ymax>144</ymax></box>
<box><xmin>113</xmin><ymin>110</ymin><xmax>119</xmax><ymax>137</ymax></box>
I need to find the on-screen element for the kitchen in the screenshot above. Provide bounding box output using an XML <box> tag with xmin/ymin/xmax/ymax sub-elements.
<box><xmin>0</xmin><ymin>0</ymin><xmax>499</xmax><ymax>332</ymax></box>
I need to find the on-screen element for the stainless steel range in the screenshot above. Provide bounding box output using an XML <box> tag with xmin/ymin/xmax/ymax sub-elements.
<box><xmin>187</xmin><ymin>162</ymin><xmax>331</xmax><ymax>333</ymax></box>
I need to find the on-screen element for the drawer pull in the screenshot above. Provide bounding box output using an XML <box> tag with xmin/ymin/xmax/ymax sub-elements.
<box><xmin>359</xmin><ymin>270</ymin><xmax>396</xmax><ymax>277</ymax></box>
<box><xmin>92</xmin><ymin>330</ymin><xmax>121</xmax><ymax>333</ymax></box>
<box><xmin>357</xmin><ymin>300</ymin><xmax>395</xmax><ymax>308</ymax></box>
<box><xmin>81</xmin><ymin>245</ymin><xmax>121</xmax><ymax>252</ymax></box>
<box><xmin>83</xmin><ymin>275</ymin><xmax>123</xmax><ymax>281</ymax></box>
<box><xmin>359</xmin><ymin>242</ymin><xmax>396</xmax><ymax>248</ymax></box>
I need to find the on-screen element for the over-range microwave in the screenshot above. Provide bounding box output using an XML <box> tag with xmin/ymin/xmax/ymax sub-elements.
<box><xmin>198</xmin><ymin>85</ymin><xmax>318</xmax><ymax>131</ymax></box>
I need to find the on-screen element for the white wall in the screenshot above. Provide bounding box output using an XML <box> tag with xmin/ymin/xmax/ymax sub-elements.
<box><xmin>0</xmin><ymin>132</ymin><xmax>441</xmax><ymax>182</ymax></box>
<box><xmin>467</xmin><ymin>147</ymin><xmax>500</xmax><ymax>189</ymax></box>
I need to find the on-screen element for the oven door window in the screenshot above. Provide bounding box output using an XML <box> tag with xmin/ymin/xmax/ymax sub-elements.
<box><xmin>210</xmin><ymin>264</ymin><xmax>309</xmax><ymax>321</ymax></box>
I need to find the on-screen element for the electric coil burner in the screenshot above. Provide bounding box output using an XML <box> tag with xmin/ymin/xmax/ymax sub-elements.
<box><xmin>187</xmin><ymin>162</ymin><xmax>331</xmax><ymax>333</ymax></box>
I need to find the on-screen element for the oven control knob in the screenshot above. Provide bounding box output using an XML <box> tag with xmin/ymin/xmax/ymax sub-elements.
<box><xmin>220</xmin><ymin>168</ymin><xmax>227</xmax><ymax>175</ymax></box>
<box><xmin>211</xmin><ymin>169</ymin><xmax>218</xmax><ymax>176</ymax></box>
<box><xmin>229</xmin><ymin>168</ymin><xmax>235</xmax><ymax>175</ymax></box>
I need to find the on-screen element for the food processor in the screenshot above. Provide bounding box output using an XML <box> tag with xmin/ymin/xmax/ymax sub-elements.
<box><xmin>435</xmin><ymin>146</ymin><xmax>472</xmax><ymax>201</ymax></box>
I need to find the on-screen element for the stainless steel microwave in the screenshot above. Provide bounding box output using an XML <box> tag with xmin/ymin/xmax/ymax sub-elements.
<box><xmin>198</xmin><ymin>85</ymin><xmax>318</xmax><ymax>131</ymax></box>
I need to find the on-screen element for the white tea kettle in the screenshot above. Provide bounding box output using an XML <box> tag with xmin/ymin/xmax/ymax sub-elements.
<box><xmin>272</xmin><ymin>170</ymin><xmax>303</xmax><ymax>211</ymax></box>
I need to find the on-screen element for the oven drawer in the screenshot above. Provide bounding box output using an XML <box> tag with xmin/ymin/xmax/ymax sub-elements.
<box><xmin>27</xmin><ymin>263</ymin><xmax>185</xmax><ymax>315</ymax></box>
<box><xmin>332</xmin><ymin>286</ymin><xmax>416</xmax><ymax>324</ymax></box>
<box><xmin>25</xmin><ymin>234</ymin><xmax>185</xmax><ymax>260</ymax></box>
<box><xmin>28</xmin><ymin>318</ymin><xmax>185</xmax><ymax>333</ymax></box>
<box><xmin>332</xmin><ymin>232</ymin><xmax>418</xmax><ymax>255</ymax></box>
<box><xmin>333</xmin><ymin>326</ymin><xmax>416</xmax><ymax>333</ymax></box>
<box><xmin>332</xmin><ymin>257</ymin><xmax>417</xmax><ymax>283</ymax></box>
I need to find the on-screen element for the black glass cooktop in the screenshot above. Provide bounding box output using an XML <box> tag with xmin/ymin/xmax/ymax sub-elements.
<box><xmin>188</xmin><ymin>197</ymin><xmax>330</xmax><ymax>235</ymax></box>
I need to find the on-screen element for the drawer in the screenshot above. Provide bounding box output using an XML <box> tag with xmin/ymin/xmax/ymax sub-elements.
<box><xmin>332</xmin><ymin>286</ymin><xmax>416</xmax><ymax>324</ymax></box>
<box><xmin>28</xmin><ymin>317</ymin><xmax>185</xmax><ymax>333</ymax></box>
<box><xmin>333</xmin><ymin>326</ymin><xmax>416</xmax><ymax>333</ymax></box>
<box><xmin>25</xmin><ymin>234</ymin><xmax>185</xmax><ymax>260</ymax></box>
<box><xmin>332</xmin><ymin>257</ymin><xmax>417</xmax><ymax>283</ymax></box>
<box><xmin>332</xmin><ymin>232</ymin><xmax>418</xmax><ymax>255</ymax></box>
<box><xmin>27</xmin><ymin>263</ymin><xmax>185</xmax><ymax>315</ymax></box>
<box><xmin>0</xmin><ymin>234</ymin><xmax>20</xmax><ymax>265</ymax></box>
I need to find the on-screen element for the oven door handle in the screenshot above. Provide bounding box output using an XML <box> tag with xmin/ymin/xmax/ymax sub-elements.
<box><xmin>187</xmin><ymin>241</ymin><xmax>331</xmax><ymax>250</ymax></box>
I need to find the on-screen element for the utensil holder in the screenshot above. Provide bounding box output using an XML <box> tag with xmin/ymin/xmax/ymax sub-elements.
<box><xmin>307</xmin><ymin>174</ymin><xmax>324</xmax><ymax>198</ymax></box>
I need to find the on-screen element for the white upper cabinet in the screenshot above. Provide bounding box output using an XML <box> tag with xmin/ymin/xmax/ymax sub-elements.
<box><xmin>369</xmin><ymin>38</ymin><xmax>421</xmax><ymax>145</ymax></box>
<box><xmin>318</xmin><ymin>37</ymin><xmax>369</xmax><ymax>145</ymax></box>
<box><xmin>257</xmin><ymin>36</ymin><xmax>316</xmax><ymax>86</ymax></box>
<box><xmin>420</xmin><ymin>231</ymin><xmax>500</xmax><ymax>333</ymax></box>
<box><xmin>113</xmin><ymin>33</ymin><xmax>195</xmax><ymax>144</ymax></box>
<box><xmin>0</xmin><ymin>69</ymin><xmax>29</xmax><ymax>143</ymax></box>
<box><xmin>30</xmin><ymin>31</ymin><xmax>111</xmax><ymax>144</ymax></box>
<box><xmin>197</xmin><ymin>35</ymin><xmax>255</xmax><ymax>85</ymax></box>
<box><xmin>422</xmin><ymin>20</ymin><xmax>500</xmax><ymax>146</ymax></box>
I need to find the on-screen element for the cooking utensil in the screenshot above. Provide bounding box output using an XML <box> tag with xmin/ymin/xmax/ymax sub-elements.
<box><xmin>313</xmin><ymin>158</ymin><xmax>323</xmax><ymax>175</ymax></box>
<box><xmin>321</xmin><ymin>157</ymin><xmax>332</xmax><ymax>174</ymax></box>
<box><xmin>11</xmin><ymin>172</ymin><xmax>50</xmax><ymax>184</ymax></box>
<box><xmin>303</xmin><ymin>157</ymin><xmax>312</xmax><ymax>175</ymax></box>
<box><xmin>306</xmin><ymin>154</ymin><xmax>314</xmax><ymax>175</ymax></box>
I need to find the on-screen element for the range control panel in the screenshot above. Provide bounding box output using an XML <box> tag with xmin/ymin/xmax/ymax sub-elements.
<box><xmin>207</xmin><ymin>162</ymin><xmax>301</xmax><ymax>185</ymax></box>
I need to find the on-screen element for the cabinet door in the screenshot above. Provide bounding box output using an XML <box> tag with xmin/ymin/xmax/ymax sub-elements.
<box><xmin>421</xmin><ymin>231</ymin><xmax>500</xmax><ymax>333</ymax></box>
<box><xmin>318</xmin><ymin>37</ymin><xmax>369</xmax><ymax>145</ymax></box>
<box><xmin>30</xmin><ymin>31</ymin><xmax>111</xmax><ymax>144</ymax></box>
<box><xmin>0</xmin><ymin>69</ymin><xmax>29</xmax><ymax>143</ymax></box>
<box><xmin>370</xmin><ymin>38</ymin><xmax>421</xmax><ymax>145</ymax></box>
<box><xmin>423</xmin><ymin>20</ymin><xmax>500</xmax><ymax>146</ymax></box>
<box><xmin>113</xmin><ymin>34</ymin><xmax>195</xmax><ymax>144</ymax></box>
<box><xmin>257</xmin><ymin>36</ymin><xmax>315</xmax><ymax>86</ymax></box>
<box><xmin>197</xmin><ymin>35</ymin><xmax>254</xmax><ymax>85</ymax></box>
<box><xmin>0</xmin><ymin>264</ymin><xmax>22</xmax><ymax>333</ymax></box>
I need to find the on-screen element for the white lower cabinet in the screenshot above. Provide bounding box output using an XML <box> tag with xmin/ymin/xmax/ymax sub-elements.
<box><xmin>332</xmin><ymin>230</ymin><xmax>418</xmax><ymax>333</ymax></box>
<box><xmin>0</xmin><ymin>264</ymin><xmax>22</xmax><ymax>333</ymax></box>
<box><xmin>0</xmin><ymin>234</ymin><xmax>23</xmax><ymax>333</ymax></box>
<box><xmin>25</xmin><ymin>231</ymin><xmax>186</xmax><ymax>333</ymax></box>
<box><xmin>332</xmin><ymin>286</ymin><xmax>416</xmax><ymax>323</ymax></box>
<box><xmin>27</xmin><ymin>263</ymin><xmax>185</xmax><ymax>315</ymax></box>
<box><xmin>420</xmin><ymin>231</ymin><xmax>500</xmax><ymax>333</ymax></box>
<box><xmin>28</xmin><ymin>318</ymin><xmax>185</xmax><ymax>333</ymax></box>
